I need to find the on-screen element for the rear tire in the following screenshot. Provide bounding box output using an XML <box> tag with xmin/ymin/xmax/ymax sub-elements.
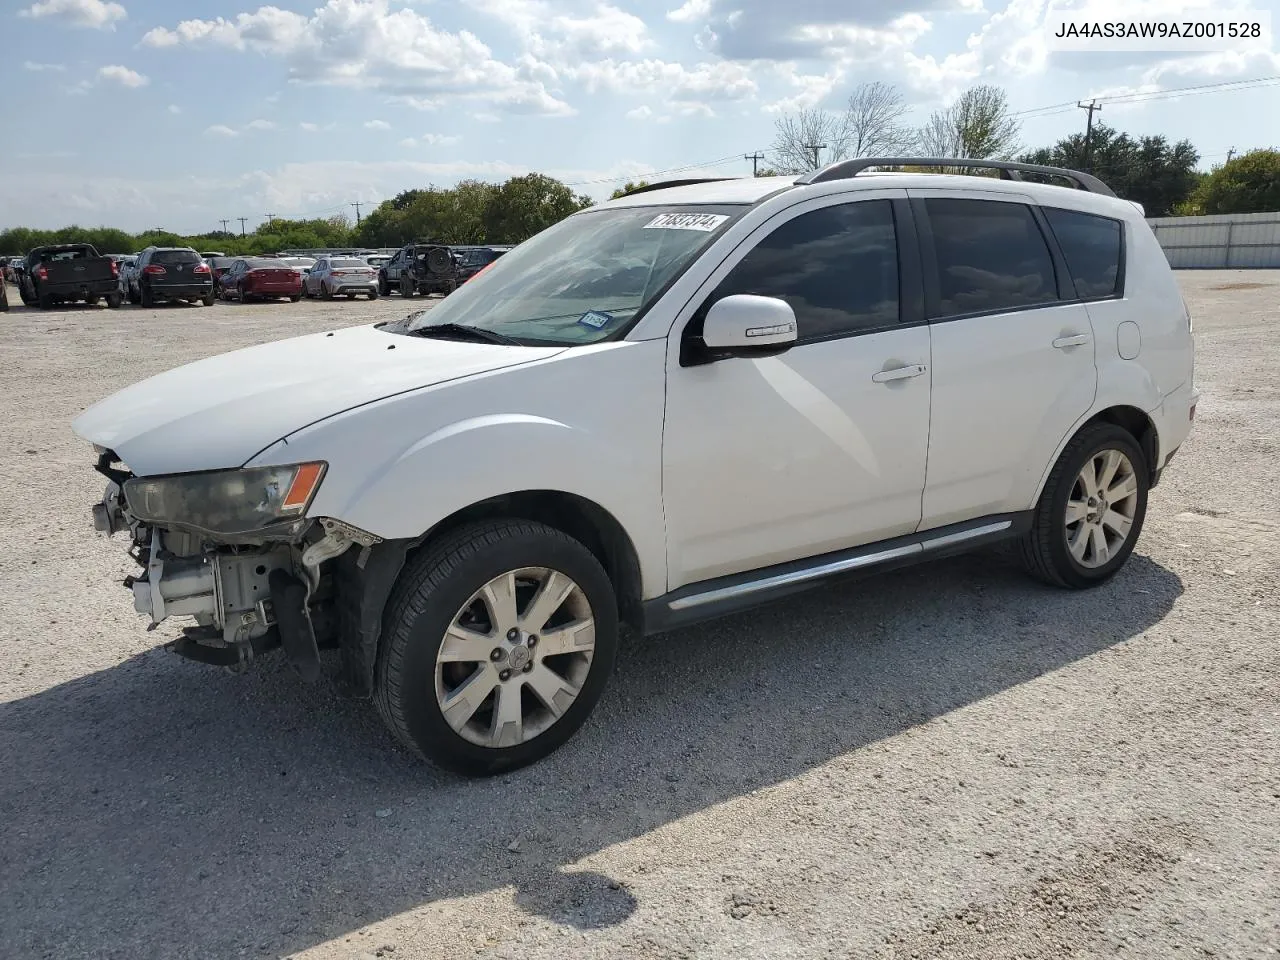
<box><xmin>401</xmin><ymin>278</ymin><xmax>415</xmax><ymax>298</ymax></box>
<box><xmin>289</xmin><ymin>294</ymin><xmax>301</xmax><ymax>303</ymax></box>
<box><xmin>321</xmin><ymin>283</ymin><xmax>333</xmax><ymax>300</ymax></box>
<box><xmin>140</xmin><ymin>284</ymin><xmax>154</xmax><ymax>307</ymax></box>
<box><xmin>38</xmin><ymin>291</ymin><xmax>53</xmax><ymax>310</ymax></box>
<box><xmin>1018</xmin><ymin>423</ymin><xmax>1149</xmax><ymax>589</ymax></box>
<box><xmin>84</xmin><ymin>295</ymin><xmax>99</xmax><ymax>307</ymax></box>
<box><xmin>106</xmin><ymin>292</ymin><xmax>122</xmax><ymax>309</ymax></box>
<box><xmin>377</xmin><ymin>275</ymin><xmax>390</xmax><ymax>296</ymax></box>
<box><xmin>368</xmin><ymin>289</ymin><xmax>379</xmax><ymax>300</ymax></box>
<box><xmin>202</xmin><ymin>292</ymin><xmax>216</xmax><ymax>306</ymax></box>
<box><xmin>375</xmin><ymin>519</ymin><xmax>619</xmax><ymax>776</ymax></box>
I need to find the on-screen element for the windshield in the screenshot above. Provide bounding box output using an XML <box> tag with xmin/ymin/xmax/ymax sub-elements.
<box><xmin>404</xmin><ymin>204</ymin><xmax>744</xmax><ymax>345</ymax></box>
<box><xmin>154</xmin><ymin>250</ymin><xmax>200</xmax><ymax>265</ymax></box>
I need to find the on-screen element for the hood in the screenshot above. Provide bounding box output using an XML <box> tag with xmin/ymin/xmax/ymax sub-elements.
<box><xmin>72</xmin><ymin>324</ymin><xmax>564</xmax><ymax>475</ymax></box>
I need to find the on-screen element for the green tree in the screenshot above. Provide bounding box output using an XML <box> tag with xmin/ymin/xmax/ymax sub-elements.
<box><xmin>1180</xmin><ymin>149</ymin><xmax>1280</xmax><ymax>215</ymax></box>
<box><xmin>1021</xmin><ymin>124</ymin><xmax>1201</xmax><ymax>216</ymax></box>
<box><xmin>483</xmin><ymin>174</ymin><xmax>593</xmax><ymax>243</ymax></box>
<box><xmin>609</xmin><ymin>180</ymin><xmax>651</xmax><ymax>199</ymax></box>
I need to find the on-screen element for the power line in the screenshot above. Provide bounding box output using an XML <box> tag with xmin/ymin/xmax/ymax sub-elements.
<box><xmin>1015</xmin><ymin>74</ymin><xmax>1280</xmax><ymax>120</ymax></box>
<box><xmin>264</xmin><ymin>213</ymin><xmax>277</xmax><ymax>225</ymax></box>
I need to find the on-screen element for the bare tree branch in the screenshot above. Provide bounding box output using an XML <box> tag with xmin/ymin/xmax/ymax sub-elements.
<box><xmin>844</xmin><ymin>81</ymin><xmax>916</xmax><ymax>157</ymax></box>
<box><xmin>917</xmin><ymin>84</ymin><xmax>1022</xmax><ymax>163</ymax></box>
<box><xmin>767</xmin><ymin>107</ymin><xmax>852</xmax><ymax>174</ymax></box>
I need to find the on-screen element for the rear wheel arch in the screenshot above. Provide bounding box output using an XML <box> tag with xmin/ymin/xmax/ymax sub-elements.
<box><xmin>1034</xmin><ymin>404</ymin><xmax>1160</xmax><ymax>504</ymax></box>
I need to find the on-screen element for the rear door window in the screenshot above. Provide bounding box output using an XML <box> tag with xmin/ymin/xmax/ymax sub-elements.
<box><xmin>1043</xmin><ymin>207</ymin><xmax>1124</xmax><ymax>299</ymax></box>
<box><xmin>923</xmin><ymin>198</ymin><xmax>1059</xmax><ymax>318</ymax></box>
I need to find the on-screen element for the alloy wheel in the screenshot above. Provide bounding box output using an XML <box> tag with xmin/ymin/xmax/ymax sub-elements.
<box><xmin>1065</xmin><ymin>448</ymin><xmax>1140</xmax><ymax>568</ymax></box>
<box><xmin>434</xmin><ymin>567</ymin><xmax>596</xmax><ymax>749</ymax></box>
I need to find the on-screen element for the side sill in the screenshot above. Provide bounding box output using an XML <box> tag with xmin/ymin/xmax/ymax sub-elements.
<box><xmin>640</xmin><ymin>513</ymin><xmax>1031</xmax><ymax>636</ymax></box>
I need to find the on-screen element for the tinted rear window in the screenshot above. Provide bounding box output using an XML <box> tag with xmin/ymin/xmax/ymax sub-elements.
<box><xmin>1044</xmin><ymin>207</ymin><xmax>1123</xmax><ymax>299</ymax></box>
<box><xmin>331</xmin><ymin>259</ymin><xmax>366</xmax><ymax>267</ymax></box>
<box><xmin>246</xmin><ymin>259</ymin><xmax>284</xmax><ymax>269</ymax></box>
<box><xmin>153</xmin><ymin>250</ymin><xmax>201</xmax><ymax>265</ymax></box>
<box><xmin>924</xmin><ymin>198</ymin><xmax>1059</xmax><ymax>317</ymax></box>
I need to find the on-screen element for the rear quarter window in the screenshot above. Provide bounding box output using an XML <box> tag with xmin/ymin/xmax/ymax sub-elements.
<box><xmin>1043</xmin><ymin>207</ymin><xmax>1124</xmax><ymax>299</ymax></box>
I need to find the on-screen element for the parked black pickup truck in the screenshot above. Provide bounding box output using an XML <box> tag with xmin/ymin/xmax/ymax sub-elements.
<box><xmin>19</xmin><ymin>243</ymin><xmax>122</xmax><ymax>309</ymax></box>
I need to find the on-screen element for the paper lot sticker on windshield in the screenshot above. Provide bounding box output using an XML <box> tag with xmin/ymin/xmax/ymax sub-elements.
<box><xmin>578</xmin><ymin>310</ymin><xmax>613</xmax><ymax>329</ymax></box>
<box><xmin>643</xmin><ymin>213</ymin><xmax>729</xmax><ymax>232</ymax></box>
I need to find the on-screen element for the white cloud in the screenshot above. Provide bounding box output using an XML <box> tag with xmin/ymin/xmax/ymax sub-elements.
<box><xmin>167</xmin><ymin>104</ymin><xmax>182</xmax><ymax>114</ymax></box>
<box><xmin>763</xmin><ymin>66</ymin><xmax>845</xmax><ymax>112</ymax></box>
<box><xmin>245</xmin><ymin>118</ymin><xmax>276</xmax><ymax>130</ymax></box>
<box><xmin>566</xmin><ymin>58</ymin><xmax>757</xmax><ymax>101</ymax></box>
<box><xmin>400</xmin><ymin>132</ymin><xmax>462</xmax><ymax>146</ymax></box>
<box><xmin>204</xmin><ymin>124</ymin><xmax>240</xmax><ymax>137</ymax></box>
<box><xmin>666</xmin><ymin>0</ymin><xmax>712</xmax><ymax>23</ymax></box>
<box><xmin>468</xmin><ymin>0</ymin><xmax>651</xmax><ymax>58</ymax></box>
<box><xmin>19</xmin><ymin>0</ymin><xmax>125</xmax><ymax>30</ymax></box>
<box><xmin>97</xmin><ymin>64</ymin><xmax>148</xmax><ymax>88</ymax></box>
<box><xmin>23</xmin><ymin>61</ymin><xmax>66</xmax><ymax>71</ymax></box>
<box><xmin>364</xmin><ymin>119</ymin><xmax>392</xmax><ymax>130</ymax></box>
<box><xmin>625</xmin><ymin>104</ymin><xmax>653</xmax><ymax>119</ymax></box>
<box><xmin>140</xmin><ymin>0</ymin><xmax>574</xmax><ymax>117</ymax></box>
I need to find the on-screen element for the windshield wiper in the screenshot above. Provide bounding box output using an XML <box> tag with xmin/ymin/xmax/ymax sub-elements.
<box><xmin>409</xmin><ymin>322</ymin><xmax>525</xmax><ymax>346</ymax></box>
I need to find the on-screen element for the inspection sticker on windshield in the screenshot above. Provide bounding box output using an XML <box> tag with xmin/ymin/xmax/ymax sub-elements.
<box><xmin>643</xmin><ymin>212</ymin><xmax>728</xmax><ymax>232</ymax></box>
<box><xmin>578</xmin><ymin>310</ymin><xmax>614</xmax><ymax>330</ymax></box>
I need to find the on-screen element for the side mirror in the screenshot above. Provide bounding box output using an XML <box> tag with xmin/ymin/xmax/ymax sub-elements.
<box><xmin>701</xmin><ymin>294</ymin><xmax>798</xmax><ymax>357</ymax></box>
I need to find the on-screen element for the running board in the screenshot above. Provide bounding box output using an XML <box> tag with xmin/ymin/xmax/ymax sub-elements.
<box><xmin>641</xmin><ymin>513</ymin><xmax>1031</xmax><ymax>635</ymax></box>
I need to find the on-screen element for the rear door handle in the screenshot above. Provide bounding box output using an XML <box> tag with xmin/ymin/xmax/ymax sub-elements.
<box><xmin>872</xmin><ymin>364</ymin><xmax>927</xmax><ymax>383</ymax></box>
<box><xmin>1052</xmin><ymin>334</ymin><xmax>1091</xmax><ymax>349</ymax></box>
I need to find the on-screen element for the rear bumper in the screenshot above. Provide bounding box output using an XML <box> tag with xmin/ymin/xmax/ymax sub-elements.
<box><xmin>43</xmin><ymin>281</ymin><xmax>117</xmax><ymax>298</ymax></box>
<box><xmin>332</xmin><ymin>282</ymin><xmax>377</xmax><ymax>293</ymax></box>
<box><xmin>151</xmin><ymin>283</ymin><xmax>213</xmax><ymax>298</ymax></box>
<box><xmin>248</xmin><ymin>284</ymin><xmax>301</xmax><ymax>296</ymax></box>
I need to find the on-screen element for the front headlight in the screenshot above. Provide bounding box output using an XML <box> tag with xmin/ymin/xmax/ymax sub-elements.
<box><xmin>123</xmin><ymin>462</ymin><xmax>326</xmax><ymax>536</ymax></box>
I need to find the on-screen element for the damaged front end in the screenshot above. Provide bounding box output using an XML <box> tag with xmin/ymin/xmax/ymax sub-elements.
<box><xmin>91</xmin><ymin>447</ymin><xmax>383</xmax><ymax>682</ymax></box>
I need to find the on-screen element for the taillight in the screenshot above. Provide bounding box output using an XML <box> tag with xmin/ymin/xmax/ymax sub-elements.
<box><xmin>35</xmin><ymin>265</ymin><xmax>48</xmax><ymax>280</ymax></box>
<box><xmin>193</xmin><ymin>263</ymin><xmax>210</xmax><ymax>274</ymax></box>
<box><xmin>110</xmin><ymin>260</ymin><xmax>119</xmax><ymax>277</ymax></box>
<box><xmin>143</xmin><ymin>264</ymin><xmax>166</xmax><ymax>275</ymax></box>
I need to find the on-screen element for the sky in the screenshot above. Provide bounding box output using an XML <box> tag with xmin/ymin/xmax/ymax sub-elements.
<box><xmin>2</xmin><ymin>0</ymin><xmax>1277</xmax><ymax>234</ymax></box>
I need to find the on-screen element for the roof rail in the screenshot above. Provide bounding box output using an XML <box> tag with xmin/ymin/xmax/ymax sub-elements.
<box><xmin>615</xmin><ymin>177</ymin><xmax>736</xmax><ymax>197</ymax></box>
<box><xmin>794</xmin><ymin>158</ymin><xmax>1117</xmax><ymax>197</ymax></box>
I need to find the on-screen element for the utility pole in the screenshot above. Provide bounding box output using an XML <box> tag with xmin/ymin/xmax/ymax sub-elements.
<box><xmin>264</xmin><ymin>213</ymin><xmax>277</xmax><ymax>225</ymax></box>
<box><xmin>350</xmin><ymin>201</ymin><xmax>363</xmax><ymax>224</ymax></box>
<box><xmin>744</xmin><ymin>153</ymin><xmax>764</xmax><ymax>176</ymax></box>
<box><xmin>803</xmin><ymin>143</ymin><xmax>826</xmax><ymax>170</ymax></box>
<box><xmin>218</xmin><ymin>219</ymin><xmax>230</xmax><ymax>234</ymax></box>
<box><xmin>1226</xmin><ymin>146</ymin><xmax>1236</xmax><ymax>163</ymax></box>
<box><xmin>236</xmin><ymin>217</ymin><xmax>248</xmax><ymax>237</ymax></box>
<box><xmin>1078</xmin><ymin>99</ymin><xmax>1102</xmax><ymax>173</ymax></box>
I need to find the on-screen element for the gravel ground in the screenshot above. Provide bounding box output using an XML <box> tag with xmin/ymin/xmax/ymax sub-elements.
<box><xmin>0</xmin><ymin>274</ymin><xmax>1277</xmax><ymax>960</ymax></box>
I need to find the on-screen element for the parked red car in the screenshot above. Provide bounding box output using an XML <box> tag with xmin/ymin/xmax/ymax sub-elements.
<box><xmin>219</xmin><ymin>257</ymin><xmax>303</xmax><ymax>302</ymax></box>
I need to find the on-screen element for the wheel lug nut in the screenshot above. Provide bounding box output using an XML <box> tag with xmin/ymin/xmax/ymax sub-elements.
<box><xmin>490</xmin><ymin>648</ymin><xmax>503</xmax><ymax>662</ymax></box>
<box><xmin>499</xmin><ymin>669</ymin><xmax>512</xmax><ymax>681</ymax></box>
<box><xmin>522</xmin><ymin>662</ymin><xmax>533</xmax><ymax>673</ymax></box>
<box><xmin>506</xmin><ymin>628</ymin><xmax>518</xmax><ymax>641</ymax></box>
<box><xmin>527</xmin><ymin>635</ymin><xmax>538</xmax><ymax>648</ymax></box>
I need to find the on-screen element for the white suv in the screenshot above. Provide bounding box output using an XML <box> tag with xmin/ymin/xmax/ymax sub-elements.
<box><xmin>73</xmin><ymin>159</ymin><xmax>1198</xmax><ymax>776</ymax></box>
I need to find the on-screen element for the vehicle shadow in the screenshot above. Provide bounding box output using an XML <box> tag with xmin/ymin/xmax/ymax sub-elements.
<box><xmin>0</xmin><ymin>547</ymin><xmax>1182</xmax><ymax>959</ymax></box>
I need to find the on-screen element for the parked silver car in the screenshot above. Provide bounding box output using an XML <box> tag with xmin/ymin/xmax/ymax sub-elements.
<box><xmin>302</xmin><ymin>256</ymin><xmax>379</xmax><ymax>299</ymax></box>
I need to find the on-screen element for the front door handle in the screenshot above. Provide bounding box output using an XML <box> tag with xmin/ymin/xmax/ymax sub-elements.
<box><xmin>872</xmin><ymin>364</ymin><xmax>927</xmax><ymax>383</ymax></box>
<box><xmin>1052</xmin><ymin>334</ymin><xmax>1091</xmax><ymax>349</ymax></box>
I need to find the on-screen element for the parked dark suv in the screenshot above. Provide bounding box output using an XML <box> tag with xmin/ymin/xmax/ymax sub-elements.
<box><xmin>377</xmin><ymin>241</ymin><xmax>461</xmax><ymax>298</ymax></box>
<box><xmin>130</xmin><ymin>247</ymin><xmax>216</xmax><ymax>306</ymax></box>
<box><xmin>452</xmin><ymin>245</ymin><xmax>512</xmax><ymax>283</ymax></box>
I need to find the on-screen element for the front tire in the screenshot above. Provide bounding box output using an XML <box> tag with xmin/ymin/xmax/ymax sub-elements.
<box><xmin>400</xmin><ymin>278</ymin><xmax>416</xmax><ymax>298</ymax></box>
<box><xmin>375</xmin><ymin>520</ymin><xmax>619</xmax><ymax>776</ymax></box>
<box><xmin>1019</xmin><ymin>423</ymin><xmax>1149</xmax><ymax>589</ymax></box>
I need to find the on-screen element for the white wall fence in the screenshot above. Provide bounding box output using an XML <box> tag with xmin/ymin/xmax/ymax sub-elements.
<box><xmin>1147</xmin><ymin>211</ymin><xmax>1280</xmax><ymax>269</ymax></box>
